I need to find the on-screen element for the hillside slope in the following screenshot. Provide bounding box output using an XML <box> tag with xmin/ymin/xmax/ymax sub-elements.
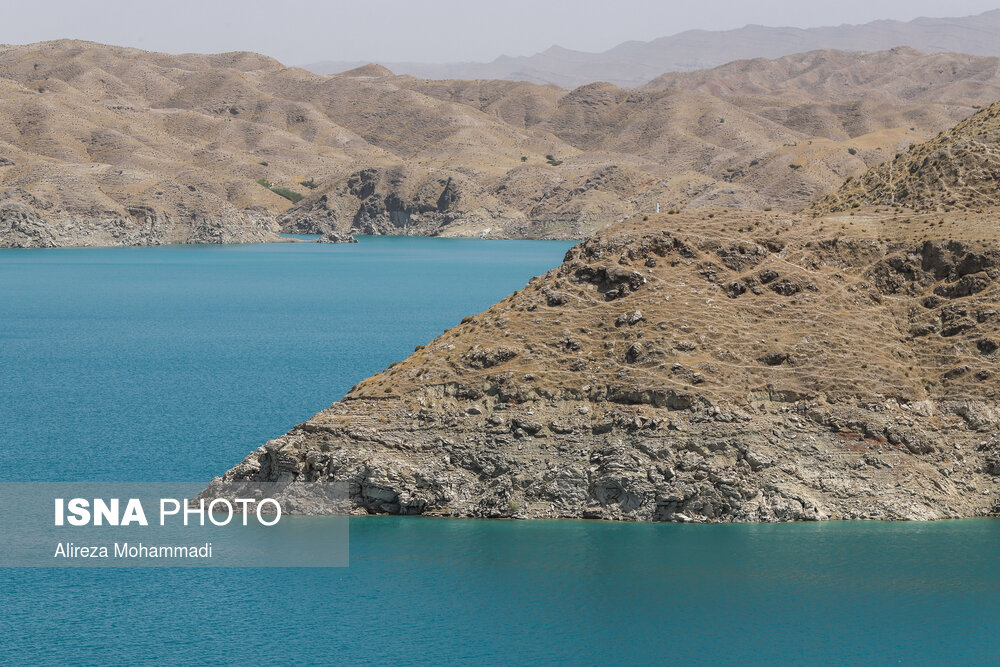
<box><xmin>3</xmin><ymin>41</ymin><xmax>1000</xmax><ymax>245</ymax></box>
<box><xmin>284</xmin><ymin>48</ymin><xmax>1000</xmax><ymax>238</ymax></box>
<box><xmin>211</xmin><ymin>209</ymin><xmax>1000</xmax><ymax>521</ymax></box>
<box><xmin>813</xmin><ymin>100</ymin><xmax>1000</xmax><ymax>212</ymax></box>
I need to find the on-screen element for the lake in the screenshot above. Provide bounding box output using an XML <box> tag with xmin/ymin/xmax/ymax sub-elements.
<box><xmin>1</xmin><ymin>237</ymin><xmax>998</xmax><ymax>665</ymax></box>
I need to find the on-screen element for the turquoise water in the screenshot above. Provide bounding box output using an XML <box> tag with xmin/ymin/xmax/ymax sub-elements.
<box><xmin>0</xmin><ymin>236</ymin><xmax>572</xmax><ymax>482</ymax></box>
<box><xmin>2</xmin><ymin>237</ymin><xmax>999</xmax><ymax>664</ymax></box>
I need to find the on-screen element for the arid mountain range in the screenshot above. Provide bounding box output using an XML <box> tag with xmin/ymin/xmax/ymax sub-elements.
<box><xmin>3</xmin><ymin>40</ymin><xmax>1000</xmax><ymax>246</ymax></box>
<box><xmin>213</xmin><ymin>101</ymin><xmax>1000</xmax><ymax>521</ymax></box>
<box><xmin>306</xmin><ymin>10</ymin><xmax>1000</xmax><ymax>88</ymax></box>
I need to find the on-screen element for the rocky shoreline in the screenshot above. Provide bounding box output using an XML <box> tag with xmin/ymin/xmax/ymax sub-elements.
<box><xmin>0</xmin><ymin>201</ymin><xmax>282</xmax><ymax>248</ymax></box>
<box><xmin>208</xmin><ymin>209</ymin><xmax>1000</xmax><ymax>522</ymax></box>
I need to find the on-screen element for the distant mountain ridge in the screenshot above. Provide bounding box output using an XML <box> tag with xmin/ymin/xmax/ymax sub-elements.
<box><xmin>305</xmin><ymin>10</ymin><xmax>1000</xmax><ymax>87</ymax></box>
<box><xmin>4</xmin><ymin>40</ymin><xmax>1000</xmax><ymax>247</ymax></box>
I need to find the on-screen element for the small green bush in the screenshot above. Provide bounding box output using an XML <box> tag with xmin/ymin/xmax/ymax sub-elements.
<box><xmin>255</xmin><ymin>178</ymin><xmax>304</xmax><ymax>203</ymax></box>
<box><xmin>270</xmin><ymin>187</ymin><xmax>304</xmax><ymax>203</ymax></box>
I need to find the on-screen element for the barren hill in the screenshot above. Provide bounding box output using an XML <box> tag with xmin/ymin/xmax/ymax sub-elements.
<box><xmin>287</xmin><ymin>49</ymin><xmax>1000</xmax><ymax>237</ymax></box>
<box><xmin>4</xmin><ymin>40</ymin><xmax>1000</xmax><ymax>246</ymax></box>
<box><xmin>813</xmin><ymin>99</ymin><xmax>1000</xmax><ymax>212</ymax></box>
<box><xmin>211</xmin><ymin>208</ymin><xmax>1000</xmax><ymax>521</ymax></box>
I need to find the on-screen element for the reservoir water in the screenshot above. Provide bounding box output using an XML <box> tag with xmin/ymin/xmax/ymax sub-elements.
<box><xmin>2</xmin><ymin>237</ymin><xmax>998</xmax><ymax>664</ymax></box>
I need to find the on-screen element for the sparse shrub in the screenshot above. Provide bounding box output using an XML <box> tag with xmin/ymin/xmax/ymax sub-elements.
<box><xmin>271</xmin><ymin>188</ymin><xmax>303</xmax><ymax>203</ymax></box>
<box><xmin>642</xmin><ymin>215</ymin><xmax>649</xmax><ymax>221</ymax></box>
<box><xmin>255</xmin><ymin>178</ymin><xmax>304</xmax><ymax>203</ymax></box>
<box><xmin>300</xmin><ymin>178</ymin><xmax>319</xmax><ymax>189</ymax></box>
<box><xmin>847</xmin><ymin>148</ymin><xmax>858</xmax><ymax>156</ymax></box>
<box><xmin>789</xmin><ymin>163</ymin><xmax>802</xmax><ymax>170</ymax></box>
<box><xmin>258</xmin><ymin>161</ymin><xmax>269</xmax><ymax>166</ymax></box>
<box><xmin>520</xmin><ymin>156</ymin><xmax>527</xmax><ymax>162</ymax></box>
<box><xmin>764</xmin><ymin>207</ymin><xmax>772</xmax><ymax>212</ymax></box>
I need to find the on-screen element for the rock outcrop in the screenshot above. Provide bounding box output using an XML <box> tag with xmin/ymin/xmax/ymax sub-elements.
<box><xmin>211</xmin><ymin>209</ymin><xmax>1000</xmax><ymax>522</ymax></box>
<box><xmin>285</xmin><ymin>166</ymin><xmax>525</xmax><ymax>238</ymax></box>
<box><xmin>0</xmin><ymin>195</ymin><xmax>279</xmax><ymax>248</ymax></box>
<box><xmin>315</xmin><ymin>230</ymin><xmax>357</xmax><ymax>244</ymax></box>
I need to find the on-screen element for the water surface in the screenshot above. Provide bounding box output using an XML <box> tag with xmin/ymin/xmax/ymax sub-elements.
<box><xmin>0</xmin><ymin>236</ymin><xmax>572</xmax><ymax>481</ymax></box>
<box><xmin>1</xmin><ymin>237</ymin><xmax>996</xmax><ymax>665</ymax></box>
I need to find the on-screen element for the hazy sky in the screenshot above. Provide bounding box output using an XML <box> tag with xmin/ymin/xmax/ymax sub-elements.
<box><xmin>2</xmin><ymin>0</ymin><xmax>999</xmax><ymax>65</ymax></box>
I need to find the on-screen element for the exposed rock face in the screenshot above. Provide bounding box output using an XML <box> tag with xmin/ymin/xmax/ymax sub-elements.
<box><xmin>0</xmin><ymin>196</ymin><xmax>279</xmax><ymax>248</ymax></box>
<box><xmin>315</xmin><ymin>230</ymin><xmax>357</xmax><ymax>244</ymax></box>
<box><xmin>284</xmin><ymin>166</ymin><xmax>526</xmax><ymax>237</ymax></box>
<box><xmin>212</xmin><ymin>209</ymin><xmax>1000</xmax><ymax>522</ymax></box>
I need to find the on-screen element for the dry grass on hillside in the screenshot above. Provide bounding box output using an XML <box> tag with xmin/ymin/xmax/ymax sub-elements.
<box><xmin>348</xmin><ymin>208</ymin><xmax>998</xmax><ymax>412</ymax></box>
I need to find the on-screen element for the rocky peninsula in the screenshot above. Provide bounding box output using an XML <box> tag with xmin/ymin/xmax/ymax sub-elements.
<box><xmin>210</xmin><ymin>207</ymin><xmax>1000</xmax><ymax>521</ymax></box>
